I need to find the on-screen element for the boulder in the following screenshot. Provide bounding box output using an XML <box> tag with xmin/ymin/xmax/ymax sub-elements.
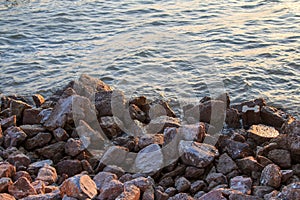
<box><xmin>260</xmin><ymin>106</ymin><xmax>293</xmax><ymax>128</ymax></box>
<box><xmin>9</xmin><ymin>99</ymin><xmax>32</xmax><ymax>122</ymax></box>
<box><xmin>252</xmin><ymin>186</ymin><xmax>274</xmax><ymax>198</ymax></box>
<box><xmin>198</xmin><ymin>189</ymin><xmax>227</xmax><ymax>200</ymax></box>
<box><xmin>205</xmin><ymin>173</ymin><xmax>228</xmax><ymax>190</ymax></box>
<box><xmin>125</xmin><ymin>177</ymin><xmax>153</xmax><ymax>192</ymax></box>
<box><xmin>247</xmin><ymin>124</ymin><xmax>279</xmax><ymax>144</ymax></box>
<box><xmin>60</xmin><ymin>174</ymin><xmax>97</xmax><ymax>200</ymax></box>
<box><xmin>219</xmin><ymin>138</ymin><xmax>253</xmax><ymax>160</ymax></box>
<box><xmin>226</xmin><ymin>108</ymin><xmax>241</xmax><ymax>128</ymax></box>
<box><xmin>95</xmin><ymin>91</ymin><xmax>113</xmax><ymax>117</ymax></box>
<box><xmin>179</xmin><ymin>141</ymin><xmax>219</xmax><ymax>168</ymax></box>
<box><xmin>260</xmin><ymin>164</ymin><xmax>282</xmax><ymax>188</ymax></box>
<box><xmin>184</xmin><ymin>166</ymin><xmax>205</xmax><ymax>179</ymax></box>
<box><xmin>190</xmin><ymin>180</ymin><xmax>206</xmax><ymax>194</ymax></box>
<box><xmin>8</xmin><ymin>177</ymin><xmax>37</xmax><ymax>199</ymax></box>
<box><xmin>178</xmin><ymin>122</ymin><xmax>206</xmax><ymax>143</ymax></box>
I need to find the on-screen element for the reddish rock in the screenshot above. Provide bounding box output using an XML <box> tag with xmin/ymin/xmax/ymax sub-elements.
<box><xmin>97</xmin><ymin>179</ymin><xmax>124</xmax><ymax>200</ymax></box>
<box><xmin>260</xmin><ymin>164</ymin><xmax>282</xmax><ymax>188</ymax></box>
<box><xmin>179</xmin><ymin>122</ymin><xmax>206</xmax><ymax>143</ymax></box>
<box><xmin>81</xmin><ymin>159</ymin><xmax>94</xmax><ymax>175</ymax></box>
<box><xmin>198</xmin><ymin>189</ymin><xmax>227</xmax><ymax>200</ymax></box>
<box><xmin>4</xmin><ymin>126</ymin><xmax>27</xmax><ymax>148</ymax></box>
<box><xmin>256</xmin><ymin>156</ymin><xmax>273</xmax><ymax>167</ymax></box>
<box><xmin>247</xmin><ymin>124</ymin><xmax>279</xmax><ymax>144</ymax></box>
<box><xmin>27</xmin><ymin>160</ymin><xmax>53</xmax><ymax>175</ymax></box>
<box><xmin>0</xmin><ymin>125</ymin><xmax>3</xmax><ymax>145</ymax></box>
<box><xmin>32</xmin><ymin>94</ymin><xmax>45</xmax><ymax>107</ymax></box>
<box><xmin>0</xmin><ymin>115</ymin><xmax>16</xmax><ymax>129</ymax></box>
<box><xmin>138</xmin><ymin>134</ymin><xmax>164</xmax><ymax>149</ymax></box>
<box><xmin>0</xmin><ymin>193</ymin><xmax>16</xmax><ymax>200</ymax></box>
<box><xmin>31</xmin><ymin>180</ymin><xmax>46</xmax><ymax>194</ymax></box>
<box><xmin>36</xmin><ymin>165</ymin><xmax>58</xmax><ymax>185</ymax></box>
<box><xmin>267</xmin><ymin>149</ymin><xmax>291</xmax><ymax>168</ymax></box>
<box><xmin>179</xmin><ymin>141</ymin><xmax>219</xmax><ymax>168</ymax></box>
<box><xmin>116</xmin><ymin>183</ymin><xmax>140</xmax><ymax>200</ymax></box>
<box><xmin>8</xmin><ymin>177</ymin><xmax>37</xmax><ymax>199</ymax></box>
<box><xmin>94</xmin><ymin>91</ymin><xmax>114</xmax><ymax>117</ymax></box>
<box><xmin>10</xmin><ymin>99</ymin><xmax>32</xmax><ymax>121</ymax></box>
<box><xmin>25</xmin><ymin>132</ymin><xmax>52</xmax><ymax>150</ymax></box>
<box><xmin>129</xmin><ymin>103</ymin><xmax>148</xmax><ymax>123</ymax></box>
<box><xmin>216</xmin><ymin>153</ymin><xmax>238</xmax><ymax>174</ymax></box>
<box><xmin>22</xmin><ymin>108</ymin><xmax>42</xmax><ymax>125</ymax></box>
<box><xmin>168</xmin><ymin>193</ymin><xmax>194</xmax><ymax>200</ymax></box>
<box><xmin>252</xmin><ymin>186</ymin><xmax>274</xmax><ymax>198</ymax></box>
<box><xmin>279</xmin><ymin>182</ymin><xmax>300</xmax><ymax>200</ymax></box>
<box><xmin>19</xmin><ymin>191</ymin><xmax>61</xmax><ymax>200</ymax></box>
<box><xmin>230</xmin><ymin>176</ymin><xmax>252</xmax><ymax>195</ymax></box>
<box><xmin>175</xmin><ymin>177</ymin><xmax>190</xmax><ymax>192</ymax></box>
<box><xmin>229</xmin><ymin>193</ymin><xmax>262</xmax><ymax>200</ymax></box>
<box><xmin>125</xmin><ymin>177</ymin><xmax>153</xmax><ymax>192</ymax></box>
<box><xmin>60</xmin><ymin>174</ymin><xmax>97</xmax><ymax>200</ymax></box>
<box><xmin>56</xmin><ymin>160</ymin><xmax>82</xmax><ymax>177</ymax></box>
<box><xmin>260</xmin><ymin>106</ymin><xmax>293</xmax><ymax>128</ymax></box>
<box><xmin>13</xmin><ymin>171</ymin><xmax>32</xmax><ymax>182</ymax></box>
<box><xmin>0</xmin><ymin>162</ymin><xmax>16</xmax><ymax>178</ymax></box>
<box><xmin>93</xmin><ymin>171</ymin><xmax>118</xmax><ymax>190</ymax></box>
<box><xmin>226</xmin><ymin>108</ymin><xmax>241</xmax><ymax>128</ymax></box>
<box><xmin>205</xmin><ymin>173</ymin><xmax>228</xmax><ymax>190</ymax></box>
<box><xmin>53</xmin><ymin>127</ymin><xmax>69</xmax><ymax>141</ymax></box>
<box><xmin>64</xmin><ymin>138</ymin><xmax>85</xmax><ymax>157</ymax></box>
<box><xmin>36</xmin><ymin>141</ymin><xmax>65</xmax><ymax>161</ymax></box>
<box><xmin>220</xmin><ymin>138</ymin><xmax>253</xmax><ymax>160</ymax></box>
<box><xmin>7</xmin><ymin>153</ymin><xmax>31</xmax><ymax>170</ymax></box>
<box><xmin>20</xmin><ymin>124</ymin><xmax>46</xmax><ymax>137</ymax></box>
<box><xmin>99</xmin><ymin>116</ymin><xmax>122</xmax><ymax>139</ymax></box>
<box><xmin>0</xmin><ymin>177</ymin><xmax>13</xmax><ymax>192</ymax></box>
<box><xmin>236</xmin><ymin>156</ymin><xmax>264</xmax><ymax>175</ymax></box>
<box><xmin>154</xmin><ymin>188</ymin><xmax>169</xmax><ymax>200</ymax></box>
<box><xmin>184</xmin><ymin>166</ymin><xmax>205</xmax><ymax>179</ymax></box>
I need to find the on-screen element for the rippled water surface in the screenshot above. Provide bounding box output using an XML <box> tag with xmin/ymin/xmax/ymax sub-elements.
<box><xmin>0</xmin><ymin>0</ymin><xmax>299</xmax><ymax>118</ymax></box>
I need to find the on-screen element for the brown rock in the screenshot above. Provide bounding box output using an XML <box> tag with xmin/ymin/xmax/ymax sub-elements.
<box><xmin>81</xmin><ymin>160</ymin><xmax>94</xmax><ymax>175</ymax></box>
<box><xmin>267</xmin><ymin>149</ymin><xmax>291</xmax><ymax>168</ymax></box>
<box><xmin>219</xmin><ymin>138</ymin><xmax>253</xmax><ymax>160</ymax></box>
<box><xmin>175</xmin><ymin>177</ymin><xmax>190</xmax><ymax>192</ymax></box>
<box><xmin>129</xmin><ymin>103</ymin><xmax>148</xmax><ymax>123</ymax></box>
<box><xmin>229</xmin><ymin>193</ymin><xmax>262</xmax><ymax>200</ymax></box>
<box><xmin>10</xmin><ymin>99</ymin><xmax>32</xmax><ymax>122</ymax></box>
<box><xmin>95</xmin><ymin>91</ymin><xmax>113</xmax><ymax>117</ymax></box>
<box><xmin>0</xmin><ymin>115</ymin><xmax>16</xmax><ymax>129</ymax></box>
<box><xmin>22</xmin><ymin>108</ymin><xmax>42</xmax><ymax>125</ymax></box>
<box><xmin>25</xmin><ymin>132</ymin><xmax>52</xmax><ymax>150</ymax></box>
<box><xmin>4</xmin><ymin>126</ymin><xmax>27</xmax><ymax>148</ymax></box>
<box><xmin>60</xmin><ymin>174</ymin><xmax>97</xmax><ymax>200</ymax></box>
<box><xmin>226</xmin><ymin>108</ymin><xmax>241</xmax><ymax>128</ymax></box>
<box><xmin>0</xmin><ymin>193</ymin><xmax>16</xmax><ymax>200</ymax></box>
<box><xmin>260</xmin><ymin>164</ymin><xmax>282</xmax><ymax>188</ymax></box>
<box><xmin>102</xmin><ymin>165</ymin><xmax>124</xmax><ymax>178</ymax></box>
<box><xmin>31</xmin><ymin>180</ymin><xmax>46</xmax><ymax>194</ymax></box>
<box><xmin>99</xmin><ymin>145</ymin><xmax>128</xmax><ymax>167</ymax></box>
<box><xmin>56</xmin><ymin>160</ymin><xmax>82</xmax><ymax>177</ymax></box>
<box><xmin>179</xmin><ymin>141</ymin><xmax>219</xmax><ymax>168</ymax></box>
<box><xmin>36</xmin><ymin>141</ymin><xmax>65</xmax><ymax>161</ymax></box>
<box><xmin>279</xmin><ymin>182</ymin><xmax>300</xmax><ymax>200</ymax></box>
<box><xmin>252</xmin><ymin>186</ymin><xmax>274</xmax><ymax>198</ymax></box>
<box><xmin>230</xmin><ymin>176</ymin><xmax>252</xmax><ymax>195</ymax></box>
<box><xmin>0</xmin><ymin>177</ymin><xmax>13</xmax><ymax>192</ymax></box>
<box><xmin>256</xmin><ymin>155</ymin><xmax>273</xmax><ymax>167</ymax></box>
<box><xmin>27</xmin><ymin>160</ymin><xmax>53</xmax><ymax>175</ymax></box>
<box><xmin>143</xmin><ymin>186</ymin><xmax>155</xmax><ymax>200</ymax></box>
<box><xmin>205</xmin><ymin>173</ymin><xmax>228</xmax><ymax>190</ymax></box>
<box><xmin>216</xmin><ymin>153</ymin><xmax>238</xmax><ymax>174</ymax></box>
<box><xmin>36</xmin><ymin>165</ymin><xmax>58</xmax><ymax>185</ymax></box>
<box><xmin>261</xmin><ymin>106</ymin><xmax>293</xmax><ymax>128</ymax></box>
<box><xmin>168</xmin><ymin>193</ymin><xmax>194</xmax><ymax>200</ymax></box>
<box><xmin>8</xmin><ymin>177</ymin><xmax>37</xmax><ymax>199</ymax></box>
<box><xmin>19</xmin><ymin>191</ymin><xmax>61</xmax><ymax>200</ymax></box>
<box><xmin>116</xmin><ymin>183</ymin><xmax>140</xmax><ymax>200</ymax></box>
<box><xmin>247</xmin><ymin>124</ymin><xmax>279</xmax><ymax>144</ymax></box>
<box><xmin>158</xmin><ymin>177</ymin><xmax>174</xmax><ymax>189</ymax></box>
<box><xmin>53</xmin><ymin>127</ymin><xmax>69</xmax><ymax>141</ymax></box>
<box><xmin>0</xmin><ymin>125</ymin><xmax>3</xmax><ymax>145</ymax></box>
<box><xmin>236</xmin><ymin>156</ymin><xmax>263</xmax><ymax>175</ymax></box>
<box><xmin>32</xmin><ymin>94</ymin><xmax>45</xmax><ymax>107</ymax></box>
<box><xmin>154</xmin><ymin>189</ymin><xmax>169</xmax><ymax>200</ymax></box>
<box><xmin>125</xmin><ymin>177</ymin><xmax>153</xmax><ymax>192</ymax></box>
<box><xmin>184</xmin><ymin>166</ymin><xmax>205</xmax><ymax>179</ymax></box>
<box><xmin>93</xmin><ymin>171</ymin><xmax>118</xmax><ymax>190</ymax></box>
<box><xmin>64</xmin><ymin>138</ymin><xmax>85</xmax><ymax>157</ymax></box>
<box><xmin>13</xmin><ymin>171</ymin><xmax>32</xmax><ymax>182</ymax></box>
<box><xmin>99</xmin><ymin>116</ymin><xmax>122</xmax><ymax>139</ymax></box>
<box><xmin>198</xmin><ymin>189</ymin><xmax>227</xmax><ymax>200</ymax></box>
<box><xmin>190</xmin><ymin>180</ymin><xmax>206</xmax><ymax>194</ymax></box>
<box><xmin>97</xmin><ymin>179</ymin><xmax>123</xmax><ymax>200</ymax></box>
<box><xmin>146</xmin><ymin>116</ymin><xmax>180</xmax><ymax>134</ymax></box>
<box><xmin>178</xmin><ymin>122</ymin><xmax>206</xmax><ymax>143</ymax></box>
<box><xmin>7</xmin><ymin>153</ymin><xmax>31</xmax><ymax>170</ymax></box>
<box><xmin>0</xmin><ymin>162</ymin><xmax>16</xmax><ymax>178</ymax></box>
<box><xmin>281</xmin><ymin>169</ymin><xmax>294</xmax><ymax>183</ymax></box>
<box><xmin>138</xmin><ymin>134</ymin><xmax>164</xmax><ymax>149</ymax></box>
<box><xmin>20</xmin><ymin>125</ymin><xmax>46</xmax><ymax>137</ymax></box>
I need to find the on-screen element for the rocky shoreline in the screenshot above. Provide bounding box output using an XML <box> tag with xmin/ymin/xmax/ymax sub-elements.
<box><xmin>0</xmin><ymin>74</ymin><xmax>299</xmax><ymax>200</ymax></box>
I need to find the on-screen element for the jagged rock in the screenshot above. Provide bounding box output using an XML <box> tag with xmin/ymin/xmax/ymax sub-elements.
<box><xmin>143</xmin><ymin>186</ymin><xmax>155</xmax><ymax>200</ymax></box>
<box><xmin>190</xmin><ymin>180</ymin><xmax>206</xmax><ymax>194</ymax></box>
<box><xmin>60</xmin><ymin>174</ymin><xmax>97</xmax><ymax>200</ymax></box>
<box><xmin>93</xmin><ymin>171</ymin><xmax>118</xmax><ymax>190</ymax></box>
<box><xmin>32</xmin><ymin>94</ymin><xmax>45</xmax><ymax>107</ymax></box>
<box><xmin>13</xmin><ymin>171</ymin><xmax>32</xmax><ymax>182</ymax></box>
<box><xmin>216</xmin><ymin>153</ymin><xmax>238</xmax><ymax>174</ymax></box>
<box><xmin>97</xmin><ymin>179</ymin><xmax>123</xmax><ymax>200</ymax></box>
<box><xmin>184</xmin><ymin>166</ymin><xmax>205</xmax><ymax>179</ymax></box>
<box><xmin>179</xmin><ymin>140</ymin><xmax>219</xmax><ymax>168</ymax></box>
<box><xmin>256</xmin><ymin>156</ymin><xmax>273</xmax><ymax>167</ymax></box>
<box><xmin>7</xmin><ymin>153</ymin><xmax>31</xmax><ymax>170</ymax></box>
<box><xmin>138</xmin><ymin>134</ymin><xmax>164</xmax><ymax>149</ymax></box>
<box><xmin>125</xmin><ymin>177</ymin><xmax>153</xmax><ymax>192</ymax></box>
<box><xmin>247</xmin><ymin>124</ymin><xmax>279</xmax><ymax>144</ymax></box>
<box><xmin>0</xmin><ymin>193</ymin><xmax>16</xmax><ymax>200</ymax></box>
<box><xmin>36</xmin><ymin>142</ymin><xmax>65</xmax><ymax>161</ymax></box>
<box><xmin>31</xmin><ymin>180</ymin><xmax>45</xmax><ymax>194</ymax></box>
<box><xmin>154</xmin><ymin>188</ymin><xmax>168</xmax><ymax>200</ymax></box>
<box><xmin>24</xmin><ymin>132</ymin><xmax>52</xmax><ymax>150</ymax></box>
<box><xmin>175</xmin><ymin>177</ymin><xmax>190</xmax><ymax>192</ymax></box>
<box><xmin>39</xmin><ymin>109</ymin><xmax>52</xmax><ymax>124</ymax></box>
<box><xmin>198</xmin><ymin>189</ymin><xmax>227</xmax><ymax>200</ymax></box>
<box><xmin>116</xmin><ymin>183</ymin><xmax>140</xmax><ymax>200</ymax></box>
<box><xmin>219</xmin><ymin>138</ymin><xmax>253</xmax><ymax>160</ymax></box>
<box><xmin>10</xmin><ymin>99</ymin><xmax>32</xmax><ymax>122</ymax></box>
<box><xmin>205</xmin><ymin>173</ymin><xmax>228</xmax><ymax>190</ymax></box>
<box><xmin>135</xmin><ymin>144</ymin><xmax>164</xmax><ymax>174</ymax></box>
<box><xmin>278</xmin><ymin>182</ymin><xmax>300</xmax><ymax>200</ymax></box>
<box><xmin>19</xmin><ymin>191</ymin><xmax>61</xmax><ymax>200</ymax></box>
<box><xmin>281</xmin><ymin>170</ymin><xmax>294</xmax><ymax>183</ymax></box>
<box><xmin>129</xmin><ymin>103</ymin><xmax>148</xmax><ymax>123</ymax></box>
<box><xmin>236</xmin><ymin>156</ymin><xmax>263</xmax><ymax>175</ymax></box>
<box><xmin>56</xmin><ymin>160</ymin><xmax>82</xmax><ymax>177</ymax></box>
<box><xmin>20</xmin><ymin>125</ymin><xmax>46</xmax><ymax>137</ymax></box>
<box><xmin>229</xmin><ymin>192</ymin><xmax>262</xmax><ymax>200</ymax></box>
<box><xmin>168</xmin><ymin>193</ymin><xmax>194</xmax><ymax>200</ymax></box>
<box><xmin>252</xmin><ymin>186</ymin><xmax>274</xmax><ymax>198</ymax></box>
<box><xmin>103</xmin><ymin>165</ymin><xmax>124</xmax><ymax>178</ymax></box>
<box><xmin>4</xmin><ymin>126</ymin><xmax>27</xmax><ymax>148</ymax></box>
<box><xmin>8</xmin><ymin>177</ymin><xmax>37</xmax><ymax>199</ymax></box>
<box><xmin>27</xmin><ymin>160</ymin><xmax>53</xmax><ymax>175</ymax></box>
<box><xmin>0</xmin><ymin>115</ymin><xmax>16</xmax><ymax>129</ymax></box>
<box><xmin>158</xmin><ymin>177</ymin><xmax>174</xmax><ymax>189</ymax></box>
<box><xmin>230</xmin><ymin>176</ymin><xmax>252</xmax><ymax>195</ymax></box>
<box><xmin>22</xmin><ymin>108</ymin><xmax>42</xmax><ymax>125</ymax></box>
<box><xmin>260</xmin><ymin>164</ymin><xmax>282</xmax><ymax>188</ymax></box>
<box><xmin>64</xmin><ymin>138</ymin><xmax>85</xmax><ymax>157</ymax></box>
<box><xmin>0</xmin><ymin>177</ymin><xmax>13</xmax><ymax>192</ymax></box>
<box><xmin>261</xmin><ymin>106</ymin><xmax>293</xmax><ymax>128</ymax></box>
<box><xmin>226</xmin><ymin>108</ymin><xmax>241</xmax><ymax>128</ymax></box>
<box><xmin>99</xmin><ymin>116</ymin><xmax>122</xmax><ymax>139</ymax></box>
<box><xmin>0</xmin><ymin>162</ymin><xmax>16</xmax><ymax>178</ymax></box>
<box><xmin>95</xmin><ymin>91</ymin><xmax>113</xmax><ymax>117</ymax></box>
<box><xmin>53</xmin><ymin>127</ymin><xmax>69</xmax><ymax>141</ymax></box>
<box><xmin>267</xmin><ymin>149</ymin><xmax>291</xmax><ymax>168</ymax></box>
<box><xmin>178</xmin><ymin>122</ymin><xmax>206</xmax><ymax>143</ymax></box>
<box><xmin>36</xmin><ymin>165</ymin><xmax>57</xmax><ymax>185</ymax></box>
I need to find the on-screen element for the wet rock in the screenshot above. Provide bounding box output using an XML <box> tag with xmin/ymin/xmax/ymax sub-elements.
<box><xmin>0</xmin><ymin>177</ymin><xmax>13</xmax><ymax>192</ymax></box>
<box><xmin>179</xmin><ymin>140</ymin><xmax>219</xmax><ymax>168</ymax></box>
<box><xmin>22</xmin><ymin>108</ymin><xmax>42</xmax><ymax>125</ymax></box>
<box><xmin>97</xmin><ymin>179</ymin><xmax>124</xmax><ymax>200</ymax></box>
<box><xmin>168</xmin><ymin>193</ymin><xmax>194</xmax><ymax>200</ymax></box>
<box><xmin>278</xmin><ymin>182</ymin><xmax>300</xmax><ymax>200</ymax></box>
<box><xmin>0</xmin><ymin>115</ymin><xmax>17</xmax><ymax>129</ymax></box>
<box><xmin>247</xmin><ymin>124</ymin><xmax>279</xmax><ymax>144</ymax></box>
<box><xmin>198</xmin><ymin>189</ymin><xmax>227</xmax><ymax>200</ymax></box>
<box><xmin>146</xmin><ymin>116</ymin><xmax>180</xmax><ymax>134</ymax></box>
<box><xmin>60</xmin><ymin>174</ymin><xmax>97</xmax><ymax>200</ymax></box>
<box><xmin>205</xmin><ymin>173</ymin><xmax>228</xmax><ymax>190</ymax></box>
<box><xmin>24</xmin><ymin>132</ymin><xmax>52</xmax><ymax>150</ymax></box>
<box><xmin>216</xmin><ymin>153</ymin><xmax>238</xmax><ymax>174</ymax></box>
<box><xmin>116</xmin><ymin>183</ymin><xmax>140</xmax><ymax>200</ymax></box>
<box><xmin>7</xmin><ymin>153</ymin><xmax>31</xmax><ymax>170</ymax></box>
<box><xmin>13</xmin><ymin>171</ymin><xmax>32</xmax><ymax>182</ymax></box>
<box><xmin>138</xmin><ymin>134</ymin><xmax>164</xmax><ymax>149</ymax></box>
<box><xmin>36</xmin><ymin>165</ymin><xmax>58</xmax><ymax>185</ymax></box>
<box><xmin>20</xmin><ymin>125</ymin><xmax>46</xmax><ymax>137</ymax></box>
<box><xmin>226</xmin><ymin>108</ymin><xmax>241</xmax><ymax>128</ymax></box>
<box><xmin>36</xmin><ymin>141</ymin><xmax>65</xmax><ymax>161</ymax></box>
<box><xmin>10</xmin><ymin>99</ymin><xmax>32</xmax><ymax>122</ymax></box>
<box><xmin>4</xmin><ymin>126</ymin><xmax>27</xmax><ymax>148</ymax></box>
<box><xmin>230</xmin><ymin>176</ymin><xmax>252</xmax><ymax>194</ymax></box>
<box><xmin>175</xmin><ymin>177</ymin><xmax>190</xmax><ymax>192</ymax></box>
<box><xmin>178</xmin><ymin>122</ymin><xmax>206</xmax><ymax>143</ymax></box>
<box><xmin>93</xmin><ymin>171</ymin><xmax>117</xmax><ymax>190</ymax></box>
<box><xmin>64</xmin><ymin>138</ymin><xmax>85</xmax><ymax>157</ymax></box>
<box><xmin>236</xmin><ymin>156</ymin><xmax>264</xmax><ymax>175</ymax></box>
<box><xmin>8</xmin><ymin>177</ymin><xmax>37</xmax><ymax>199</ymax></box>
<box><xmin>190</xmin><ymin>180</ymin><xmax>206</xmax><ymax>194</ymax></box>
<box><xmin>27</xmin><ymin>160</ymin><xmax>53</xmax><ymax>175</ymax></box>
<box><xmin>0</xmin><ymin>162</ymin><xmax>16</xmax><ymax>178</ymax></box>
<box><xmin>56</xmin><ymin>160</ymin><xmax>82</xmax><ymax>177</ymax></box>
<box><xmin>252</xmin><ymin>186</ymin><xmax>274</xmax><ymax>198</ymax></box>
<box><xmin>0</xmin><ymin>193</ymin><xmax>16</xmax><ymax>200</ymax></box>
<box><xmin>260</xmin><ymin>164</ymin><xmax>282</xmax><ymax>188</ymax></box>
<box><xmin>135</xmin><ymin>144</ymin><xmax>164</xmax><ymax>174</ymax></box>
<box><xmin>53</xmin><ymin>127</ymin><xmax>69</xmax><ymax>141</ymax></box>
<box><xmin>184</xmin><ymin>166</ymin><xmax>205</xmax><ymax>179</ymax></box>
<box><xmin>260</xmin><ymin>106</ymin><xmax>293</xmax><ymax>128</ymax></box>
<box><xmin>32</xmin><ymin>94</ymin><xmax>45</xmax><ymax>107</ymax></box>
<box><xmin>267</xmin><ymin>149</ymin><xmax>291</xmax><ymax>168</ymax></box>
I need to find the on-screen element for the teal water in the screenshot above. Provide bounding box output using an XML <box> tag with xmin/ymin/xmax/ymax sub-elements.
<box><xmin>0</xmin><ymin>0</ymin><xmax>299</xmax><ymax>118</ymax></box>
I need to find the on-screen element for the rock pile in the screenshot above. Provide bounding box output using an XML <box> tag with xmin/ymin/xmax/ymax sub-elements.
<box><xmin>0</xmin><ymin>74</ymin><xmax>299</xmax><ymax>200</ymax></box>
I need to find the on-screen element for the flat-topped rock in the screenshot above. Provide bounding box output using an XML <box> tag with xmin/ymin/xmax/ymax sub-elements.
<box><xmin>247</xmin><ymin>124</ymin><xmax>279</xmax><ymax>144</ymax></box>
